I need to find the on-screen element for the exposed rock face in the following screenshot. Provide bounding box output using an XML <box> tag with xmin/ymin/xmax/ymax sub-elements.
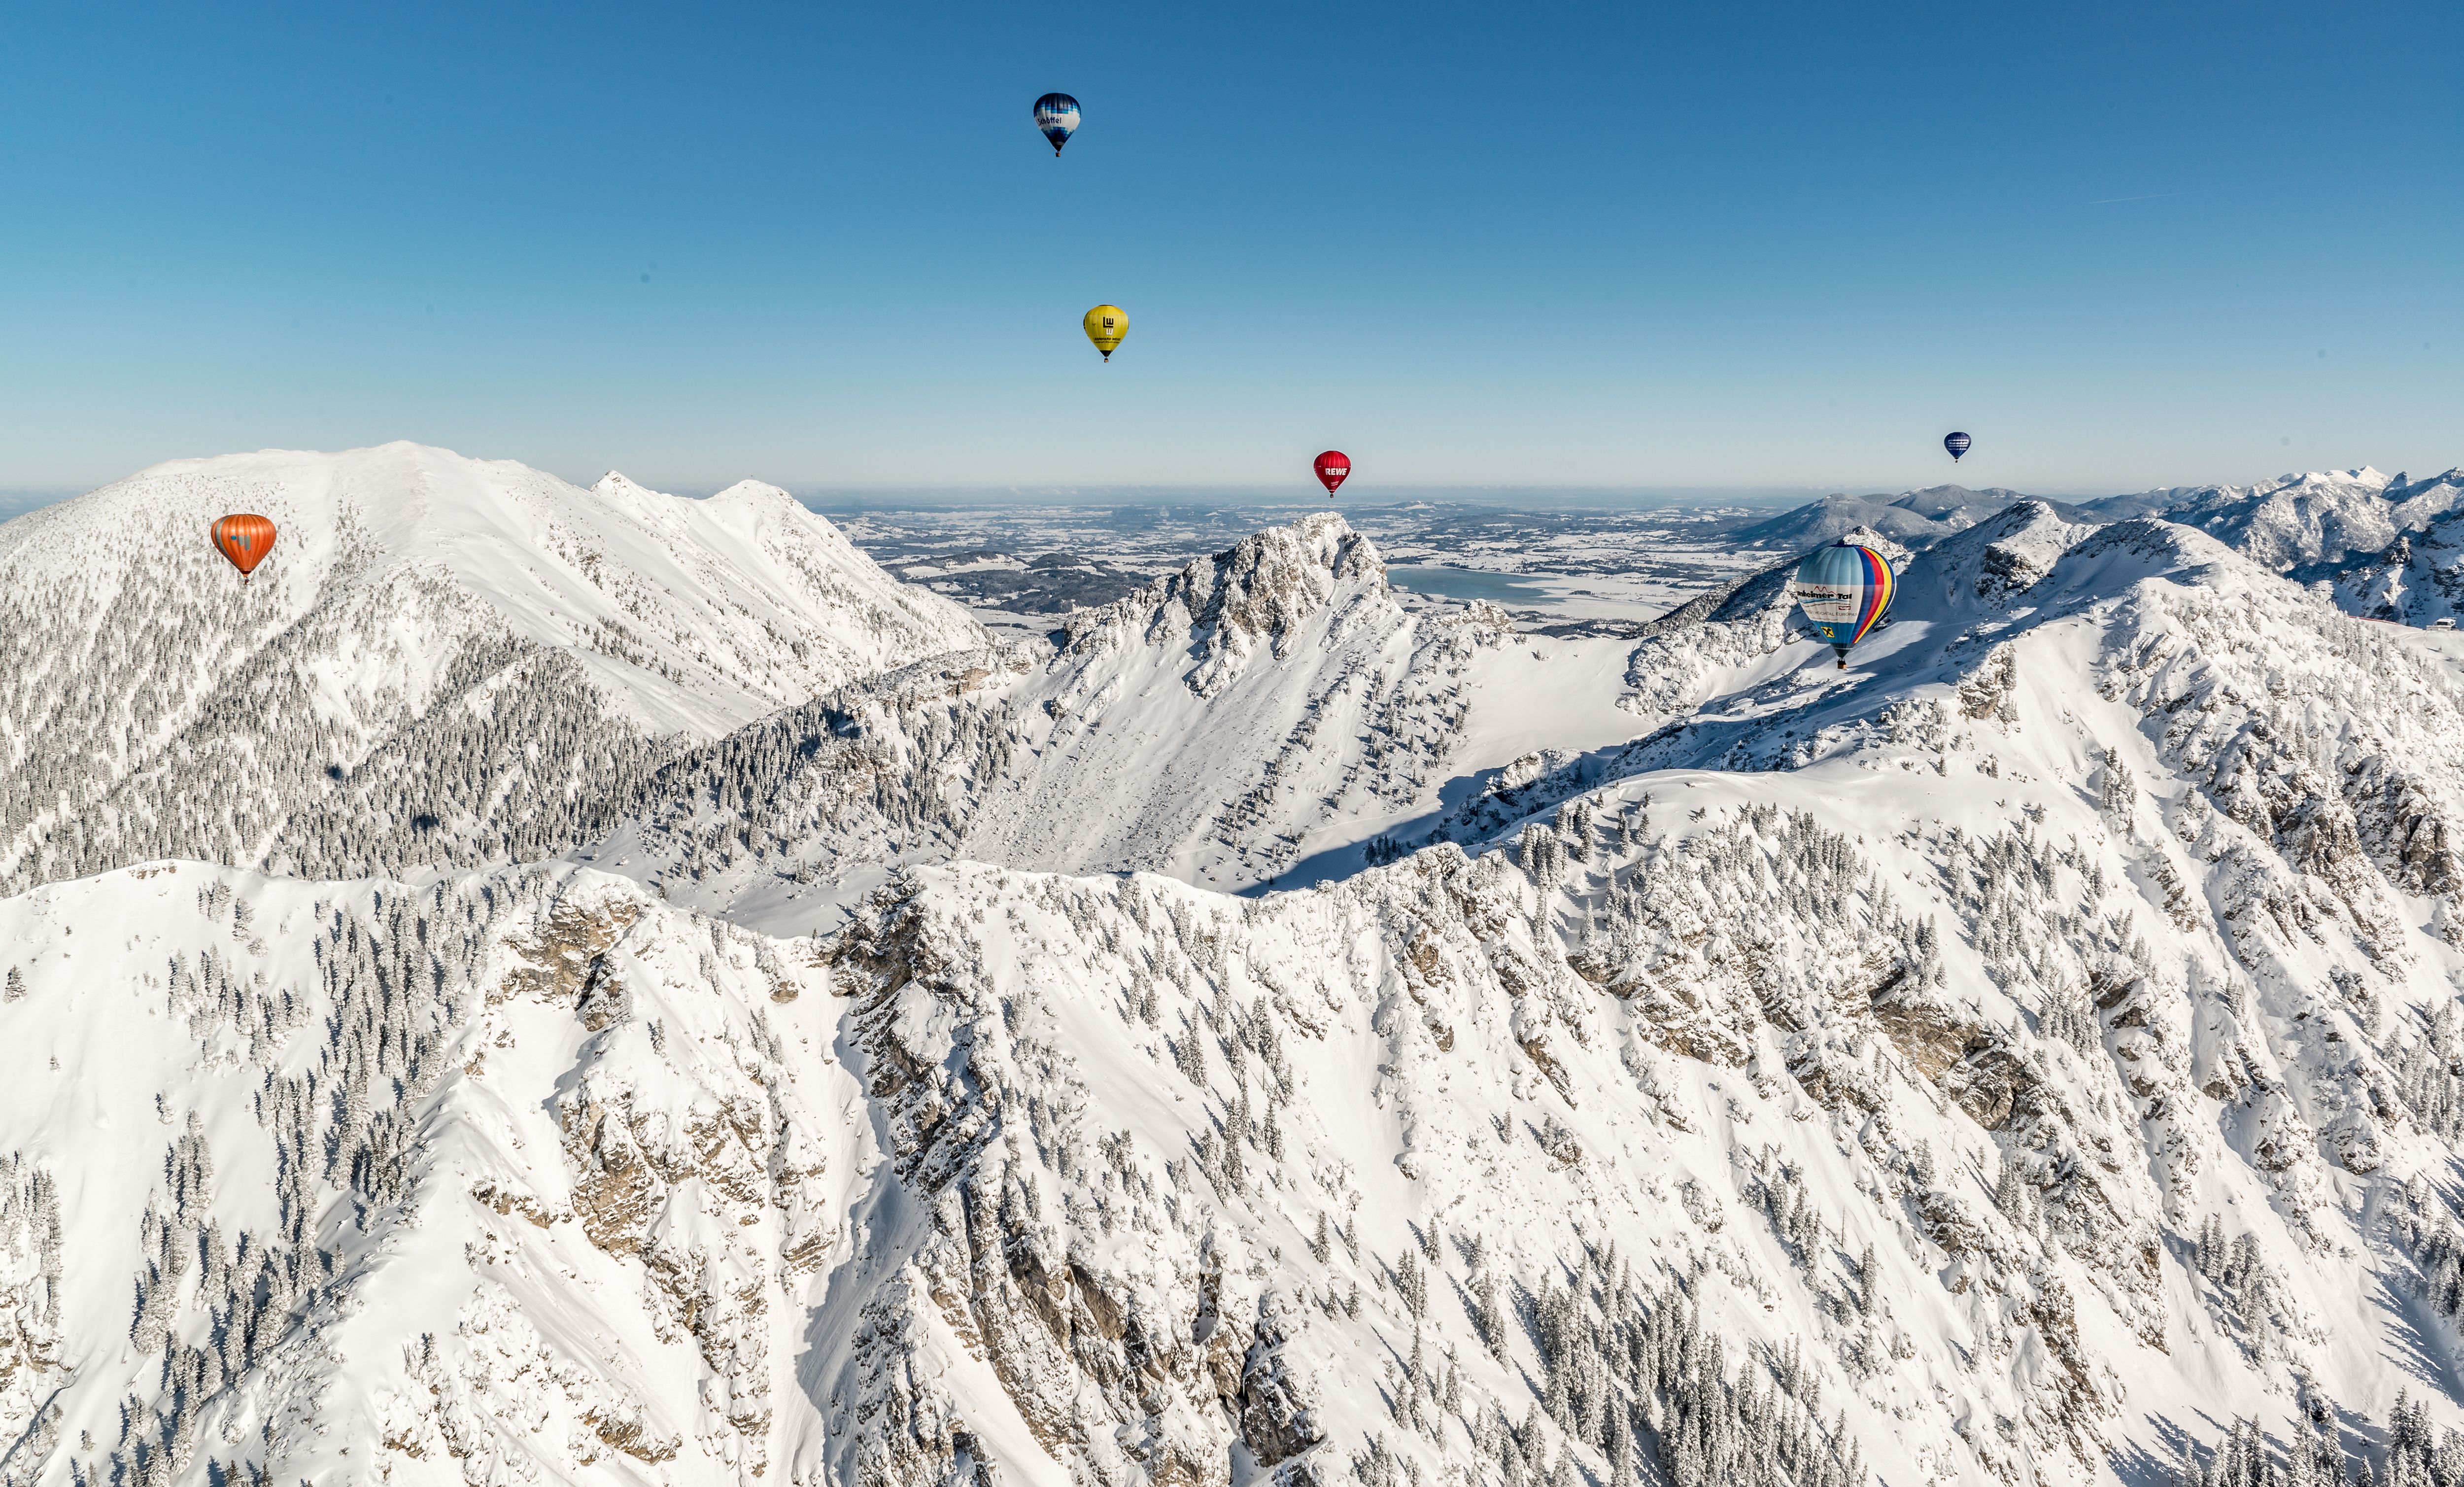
<box><xmin>798</xmin><ymin>827</ymin><xmax>2178</xmax><ymax>1487</ymax></box>
<box><xmin>1057</xmin><ymin>512</ymin><xmax>1384</xmax><ymax>700</ymax></box>
<box><xmin>828</xmin><ymin>879</ymin><xmax>1270</xmax><ymax>1487</ymax></box>
<box><xmin>1236</xmin><ymin>1303</ymin><xmax>1324</xmax><ymax>1467</ymax></box>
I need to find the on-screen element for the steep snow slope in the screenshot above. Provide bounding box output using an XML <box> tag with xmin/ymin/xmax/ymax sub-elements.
<box><xmin>580</xmin><ymin>515</ymin><xmax>1650</xmax><ymax>931</ymax></box>
<box><xmin>0</xmin><ymin>849</ymin><xmax>1904</xmax><ymax>1487</ymax></box>
<box><xmin>2080</xmin><ymin>468</ymin><xmax>2464</xmax><ymax>570</ymax></box>
<box><xmin>0</xmin><ymin>862</ymin><xmax>857</xmax><ymax>1486</ymax></box>
<box><xmin>0</xmin><ymin>443</ymin><xmax>984</xmax><ymax>892</ymax></box>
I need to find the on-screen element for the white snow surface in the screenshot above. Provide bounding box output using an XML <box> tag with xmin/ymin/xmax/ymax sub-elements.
<box><xmin>1735</xmin><ymin>486</ymin><xmax>2036</xmax><ymax>551</ymax></box>
<box><xmin>0</xmin><ymin>443</ymin><xmax>984</xmax><ymax>892</ymax></box>
<box><xmin>18</xmin><ymin>460</ymin><xmax>2464</xmax><ymax>1487</ymax></box>
<box><xmin>0</xmin><ymin>441</ymin><xmax>982</xmax><ymax>739</ymax></box>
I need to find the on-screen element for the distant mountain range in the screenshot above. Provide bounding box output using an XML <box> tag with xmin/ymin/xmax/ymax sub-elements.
<box><xmin>1733</xmin><ymin>484</ymin><xmax>2077</xmax><ymax>549</ymax></box>
<box><xmin>1738</xmin><ymin>467</ymin><xmax>2464</xmax><ymax>569</ymax></box>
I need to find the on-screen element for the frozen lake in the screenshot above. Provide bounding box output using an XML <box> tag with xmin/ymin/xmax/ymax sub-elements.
<box><xmin>1383</xmin><ymin>565</ymin><xmax>1554</xmax><ymax>604</ymax></box>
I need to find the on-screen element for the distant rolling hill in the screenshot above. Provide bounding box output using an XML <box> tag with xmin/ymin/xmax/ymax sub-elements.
<box><xmin>1733</xmin><ymin>484</ymin><xmax>2069</xmax><ymax>550</ymax></box>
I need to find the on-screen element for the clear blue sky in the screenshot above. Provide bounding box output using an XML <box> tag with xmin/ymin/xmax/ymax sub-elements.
<box><xmin>0</xmin><ymin>1</ymin><xmax>2456</xmax><ymax>496</ymax></box>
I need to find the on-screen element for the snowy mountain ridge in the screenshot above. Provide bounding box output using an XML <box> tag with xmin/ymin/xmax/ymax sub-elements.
<box><xmin>1736</xmin><ymin>487</ymin><xmax>2049</xmax><ymax>552</ymax></box>
<box><xmin>2312</xmin><ymin>497</ymin><xmax>2464</xmax><ymax>627</ymax></box>
<box><xmin>15</xmin><ymin>451</ymin><xmax>2464</xmax><ymax>1487</ymax></box>
<box><xmin>0</xmin><ymin>442</ymin><xmax>984</xmax><ymax>893</ymax></box>
<box><xmin>580</xmin><ymin>512</ymin><xmax>1654</xmax><ymax>931</ymax></box>
<box><xmin>2068</xmin><ymin>467</ymin><xmax>2464</xmax><ymax>571</ymax></box>
<box><xmin>1728</xmin><ymin>467</ymin><xmax>2464</xmax><ymax>574</ymax></box>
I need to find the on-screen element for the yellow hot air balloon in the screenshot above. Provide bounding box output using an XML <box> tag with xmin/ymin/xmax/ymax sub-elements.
<box><xmin>1083</xmin><ymin>304</ymin><xmax>1128</xmax><ymax>361</ymax></box>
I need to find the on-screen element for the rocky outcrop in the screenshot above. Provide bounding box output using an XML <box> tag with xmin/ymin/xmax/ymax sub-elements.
<box><xmin>1061</xmin><ymin>513</ymin><xmax>1384</xmax><ymax>700</ymax></box>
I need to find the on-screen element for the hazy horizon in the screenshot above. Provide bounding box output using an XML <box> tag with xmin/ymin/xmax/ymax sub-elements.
<box><xmin>1</xmin><ymin>469</ymin><xmax>2369</xmax><ymax>527</ymax></box>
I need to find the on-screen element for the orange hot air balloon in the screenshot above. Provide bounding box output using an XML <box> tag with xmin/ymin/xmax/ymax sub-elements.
<box><xmin>210</xmin><ymin>514</ymin><xmax>278</xmax><ymax>581</ymax></box>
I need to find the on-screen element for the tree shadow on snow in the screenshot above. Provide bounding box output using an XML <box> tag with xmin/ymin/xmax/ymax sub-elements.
<box><xmin>1245</xmin><ymin>741</ymin><xmax>1657</xmax><ymax>897</ymax></box>
<box><xmin>2363</xmin><ymin>1271</ymin><xmax>2464</xmax><ymax>1401</ymax></box>
<box><xmin>2106</xmin><ymin>1409</ymin><xmax>2211</xmax><ymax>1487</ymax></box>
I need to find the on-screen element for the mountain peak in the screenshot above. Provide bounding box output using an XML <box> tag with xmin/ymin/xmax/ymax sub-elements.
<box><xmin>705</xmin><ymin>478</ymin><xmax>799</xmax><ymax>510</ymax></box>
<box><xmin>22</xmin><ymin>453</ymin><xmax>2464</xmax><ymax>1487</ymax></box>
<box><xmin>2291</xmin><ymin>464</ymin><xmax>2390</xmax><ymax>487</ymax></box>
<box><xmin>1063</xmin><ymin>511</ymin><xmax>1386</xmax><ymax>686</ymax></box>
<box><xmin>587</xmin><ymin>469</ymin><xmax>672</xmax><ymax>511</ymax></box>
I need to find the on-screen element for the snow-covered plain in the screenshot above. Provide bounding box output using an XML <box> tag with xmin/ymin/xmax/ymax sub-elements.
<box><xmin>11</xmin><ymin>450</ymin><xmax>2464</xmax><ymax>1487</ymax></box>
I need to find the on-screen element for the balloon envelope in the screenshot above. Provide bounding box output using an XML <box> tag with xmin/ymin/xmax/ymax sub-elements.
<box><xmin>1083</xmin><ymin>304</ymin><xmax>1128</xmax><ymax>360</ymax></box>
<box><xmin>1314</xmin><ymin>450</ymin><xmax>1351</xmax><ymax>497</ymax></box>
<box><xmin>211</xmin><ymin>514</ymin><xmax>277</xmax><ymax>579</ymax></box>
<box><xmin>1034</xmin><ymin>93</ymin><xmax>1080</xmax><ymax>155</ymax></box>
<box><xmin>1792</xmin><ymin>542</ymin><xmax>1894</xmax><ymax>665</ymax></box>
<box><xmin>1944</xmin><ymin>431</ymin><xmax>1972</xmax><ymax>461</ymax></box>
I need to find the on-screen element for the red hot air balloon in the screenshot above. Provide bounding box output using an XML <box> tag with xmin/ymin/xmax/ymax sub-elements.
<box><xmin>1314</xmin><ymin>450</ymin><xmax>1351</xmax><ymax>499</ymax></box>
<box><xmin>211</xmin><ymin>514</ymin><xmax>278</xmax><ymax>581</ymax></box>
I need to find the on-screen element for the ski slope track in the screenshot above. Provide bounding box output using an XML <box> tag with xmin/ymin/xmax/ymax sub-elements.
<box><xmin>19</xmin><ymin>459</ymin><xmax>2464</xmax><ymax>1486</ymax></box>
<box><xmin>0</xmin><ymin>443</ymin><xmax>985</xmax><ymax>893</ymax></box>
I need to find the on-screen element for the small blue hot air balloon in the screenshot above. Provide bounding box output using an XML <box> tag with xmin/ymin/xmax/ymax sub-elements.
<box><xmin>1793</xmin><ymin>542</ymin><xmax>1897</xmax><ymax>668</ymax></box>
<box><xmin>1944</xmin><ymin>431</ymin><xmax>1972</xmax><ymax>462</ymax></box>
<box><xmin>1034</xmin><ymin>93</ymin><xmax>1081</xmax><ymax>157</ymax></box>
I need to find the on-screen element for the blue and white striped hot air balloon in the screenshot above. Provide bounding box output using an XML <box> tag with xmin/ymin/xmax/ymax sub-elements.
<box><xmin>1793</xmin><ymin>542</ymin><xmax>1896</xmax><ymax>668</ymax></box>
<box><xmin>1944</xmin><ymin>431</ymin><xmax>1972</xmax><ymax>462</ymax></box>
<box><xmin>1034</xmin><ymin>93</ymin><xmax>1080</xmax><ymax>156</ymax></box>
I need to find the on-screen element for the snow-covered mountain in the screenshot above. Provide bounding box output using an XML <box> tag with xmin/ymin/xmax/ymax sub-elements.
<box><xmin>2329</xmin><ymin>514</ymin><xmax>2464</xmax><ymax>625</ymax></box>
<box><xmin>2077</xmin><ymin>467</ymin><xmax>2464</xmax><ymax>570</ymax></box>
<box><xmin>583</xmin><ymin>513</ymin><xmax>1649</xmax><ymax>931</ymax></box>
<box><xmin>1734</xmin><ymin>486</ymin><xmax>2044</xmax><ymax>551</ymax></box>
<box><xmin>19</xmin><ymin>455</ymin><xmax>2464</xmax><ymax>1487</ymax></box>
<box><xmin>1737</xmin><ymin>469</ymin><xmax>2464</xmax><ymax>578</ymax></box>
<box><xmin>0</xmin><ymin>443</ymin><xmax>985</xmax><ymax>893</ymax></box>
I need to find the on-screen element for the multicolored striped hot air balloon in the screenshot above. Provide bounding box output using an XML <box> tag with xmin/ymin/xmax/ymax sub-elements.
<box><xmin>1792</xmin><ymin>541</ymin><xmax>1895</xmax><ymax>668</ymax></box>
<box><xmin>210</xmin><ymin>514</ymin><xmax>278</xmax><ymax>582</ymax></box>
